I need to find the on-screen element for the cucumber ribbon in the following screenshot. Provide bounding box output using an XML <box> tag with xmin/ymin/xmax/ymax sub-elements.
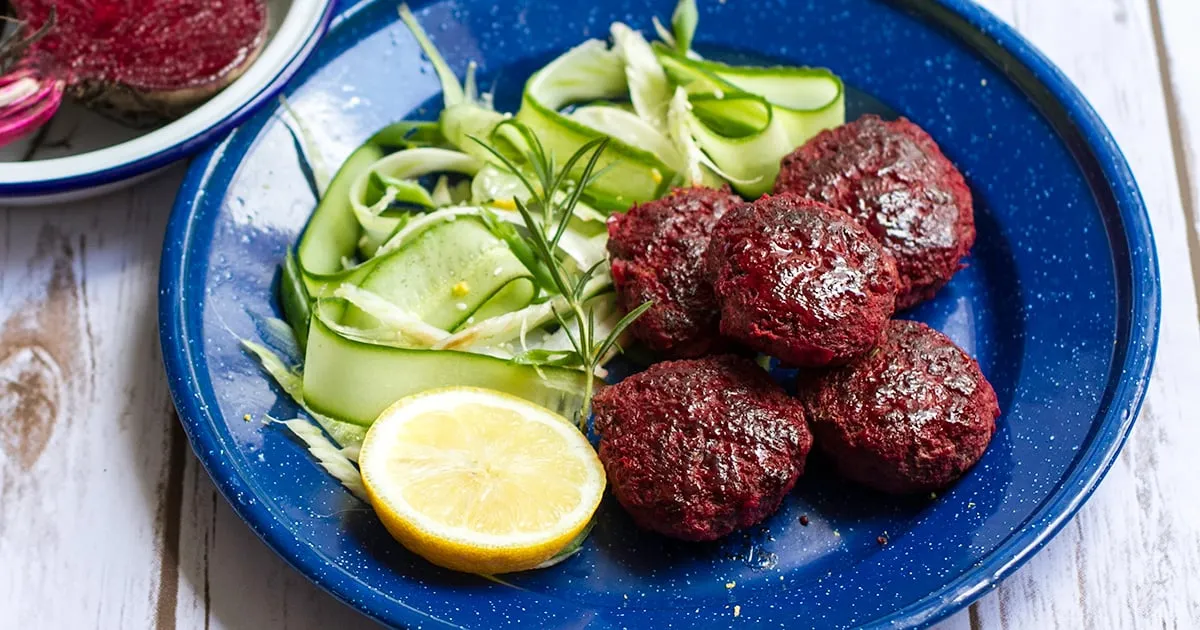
<box><xmin>303</xmin><ymin>300</ymin><xmax>586</xmax><ymax>426</ymax></box>
<box><xmin>400</xmin><ymin>0</ymin><xmax>842</xmax><ymax>201</ymax></box>
<box><xmin>400</xmin><ymin>4</ymin><xmax>676</xmax><ymax>211</ymax></box>
<box><xmin>653</xmin><ymin>44</ymin><xmax>844</xmax><ymax>197</ymax></box>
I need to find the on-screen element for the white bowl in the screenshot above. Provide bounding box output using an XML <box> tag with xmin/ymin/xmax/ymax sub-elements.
<box><xmin>0</xmin><ymin>0</ymin><xmax>334</xmax><ymax>205</ymax></box>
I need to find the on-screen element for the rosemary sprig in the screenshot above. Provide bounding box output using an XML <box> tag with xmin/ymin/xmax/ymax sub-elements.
<box><xmin>470</xmin><ymin>122</ymin><xmax>651</xmax><ymax>429</ymax></box>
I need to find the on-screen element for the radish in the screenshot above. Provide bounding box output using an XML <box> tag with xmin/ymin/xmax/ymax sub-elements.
<box><xmin>0</xmin><ymin>0</ymin><xmax>268</xmax><ymax>147</ymax></box>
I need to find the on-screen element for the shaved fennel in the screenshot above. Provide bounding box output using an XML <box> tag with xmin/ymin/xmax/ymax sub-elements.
<box><xmin>571</xmin><ymin>105</ymin><xmax>682</xmax><ymax>168</ymax></box>
<box><xmin>241</xmin><ymin>339</ymin><xmax>367</xmax><ymax>453</ymax></box>
<box><xmin>611</xmin><ymin>23</ymin><xmax>671</xmax><ymax>130</ymax></box>
<box><xmin>271</xmin><ymin>417</ymin><xmax>368</xmax><ymax>501</ymax></box>
<box><xmin>670</xmin><ymin>0</ymin><xmax>699</xmax><ymax>55</ymax></box>
<box><xmin>397</xmin><ymin>3</ymin><xmax>509</xmax><ymax>163</ymax></box>
<box><xmin>333</xmin><ymin>284</ymin><xmax>451</xmax><ymax>347</ymax></box>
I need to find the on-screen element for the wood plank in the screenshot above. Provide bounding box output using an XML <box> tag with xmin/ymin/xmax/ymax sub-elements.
<box><xmin>0</xmin><ymin>170</ymin><xmax>185</xmax><ymax>628</ymax></box>
<box><xmin>174</xmin><ymin>453</ymin><xmax>377</xmax><ymax>629</ymax></box>
<box><xmin>0</xmin><ymin>171</ymin><xmax>371</xmax><ymax>629</ymax></box>
<box><xmin>1153</xmin><ymin>0</ymin><xmax>1200</xmax><ymax>311</ymax></box>
<box><xmin>963</xmin><ymin>0</ymin><xmax>1200</xmax><ymax>628</ymax></box>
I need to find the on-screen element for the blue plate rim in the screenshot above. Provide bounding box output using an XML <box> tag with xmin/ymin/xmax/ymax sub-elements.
<box><xmin>0</xmin><ymin>0</ymin><xmax>338</xmax><ymax>198</ymax></box>
<box><xmin>158</xmin><ymin>0</ymin><xmax>1162</xmax><ymax>627</ymax></box>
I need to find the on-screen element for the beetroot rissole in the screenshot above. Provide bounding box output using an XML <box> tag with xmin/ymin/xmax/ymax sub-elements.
<box><xmin>607</xmin><ymin>186</ymin><xmax>743</xmax><ymax>358</ymax></box>
<box><xmin>705</xmin><ymin>193</ymin><xmax>899</xmax><ymax>367</ymax></box>
<box><xmin>797</xmin><ymin>320</ymin><xmax>1000</xmax><ymax>494</ymax></box>
<box><xmin>775</xmin><ymin>115</ymin><xmax>975</xmax><ymax>309</ymax></box>
<box><xmin>593</xmin><ymin>355</ymin><xmax>813</xmax><ymax>541</ymax></box>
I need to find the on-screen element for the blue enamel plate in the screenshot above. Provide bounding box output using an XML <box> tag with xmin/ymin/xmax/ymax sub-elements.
<box><xmin>160</xmin><ymin>0</ymin><xmax>1160</xmax><ymax>627</ymax></box>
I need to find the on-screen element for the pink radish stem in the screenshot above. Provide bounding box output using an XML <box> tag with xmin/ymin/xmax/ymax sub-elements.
<box><xmin>0</xmin><ymin>66</ymin><xmax>63</xmax><ymax>146</ymax></box>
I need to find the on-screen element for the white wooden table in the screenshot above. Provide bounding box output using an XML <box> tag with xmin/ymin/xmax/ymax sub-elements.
<box><xmin>2</xmin><ymin>1</ymin><xmax>1198</xmax><ymax>627</ymax></box>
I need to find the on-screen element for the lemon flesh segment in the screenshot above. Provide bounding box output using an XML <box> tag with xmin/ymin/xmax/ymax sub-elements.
<box><xmin>360</xmin><ymin>387</ymin><xmax>605</xmax><ymax>574</ymax></box>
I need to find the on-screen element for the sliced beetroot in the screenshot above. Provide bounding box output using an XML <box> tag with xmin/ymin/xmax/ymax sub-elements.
<box><xmin>6</xmin><ymin>0</ymin><xmax>268</xmax><ymax>124</ymax></box>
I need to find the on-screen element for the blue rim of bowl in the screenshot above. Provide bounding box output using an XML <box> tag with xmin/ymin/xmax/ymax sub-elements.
<box><xmin>158</xmin><ymin>0</ymin><xmax>1162</xmax><ymax>627</ymax></box>
<box><xmin>0</xmin><ymin>1</ymin><xmax>338</xmax><ymax>198</ymax></box>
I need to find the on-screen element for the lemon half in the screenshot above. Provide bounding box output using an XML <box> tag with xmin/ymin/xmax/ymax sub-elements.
<box><xmin>359</xmin><ymin>386</ymin><xmax>605</xmax><ymax>574</ymax></box>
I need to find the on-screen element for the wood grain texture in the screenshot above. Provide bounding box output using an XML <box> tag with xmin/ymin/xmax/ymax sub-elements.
<box><xmin>0</xmin><ymin>169</ymin><xmax>184</xmax><ymax>628</ymax></box>
<box><xmin>2</xmin><ymin>0</ymin><xmax>1198</xmax><ymax>627</ymax></box>
<box><xmin>173</xmin><ymin>453</ymin><xmax>374</xmax><ymax>629</ymax></box>
<box><xmin>1153</xmin><ymin>0</ymin><xmax>1200</xmax><ymax>317</ymax></box>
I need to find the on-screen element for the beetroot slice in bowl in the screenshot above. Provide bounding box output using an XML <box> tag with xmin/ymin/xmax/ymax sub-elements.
<box><xmin>3</xmin><ymin>0</ymin><xmax>268</xmax><ymax>129</ymax></box>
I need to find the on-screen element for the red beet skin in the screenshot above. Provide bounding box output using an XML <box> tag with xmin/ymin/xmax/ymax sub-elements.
<box><xmin>12</xmin><ymin>0</ymin><xmax>268</xmax><ymax>118</ymax></box>
<box><xmin>607</xmin><ymin>186</ymin><xmax>743</xmax><ymax>358</ymax></box>
<box><xmin>798</xmin><ymin>320</ymin><xmax>1000</xmax><ymax>494</ymax></box>
<box><xmin>705</xmin><ymin>193</ymin><xmax>899</xmax><ymax>367</ymax></box>
<box><xmin>593</xmin><ymin>355</ymin><xmax>812</xmax><ymax>541</ymax></box>
<box><xmin>775</xmin><ymin>115</ymin><xmax>976</xmax><ymax>310</ymax></box>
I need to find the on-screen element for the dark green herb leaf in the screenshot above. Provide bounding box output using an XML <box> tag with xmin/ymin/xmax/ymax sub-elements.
<box><xmin>550</xmin><ymin>306</ymin><xmax>582</xmax><ymax>353</ymax></box>
<box><xmin>552</xmin><ymin>136</ymin><xmax>608</xmax><ymax>214</ymax></box>
<box><xmin>572</xmin><ymin>260</ymin><xmax>607</xmax><ymax>303</ymax></box>
<box><xmin>595</xmin><ymin>300</ymin><xmax>653</xmax><ymax>361</ymax></box>
<box><xmin>552</xmin><ymin>137</ymin><xmax>609</xmax><ymax>250</ymax></box>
